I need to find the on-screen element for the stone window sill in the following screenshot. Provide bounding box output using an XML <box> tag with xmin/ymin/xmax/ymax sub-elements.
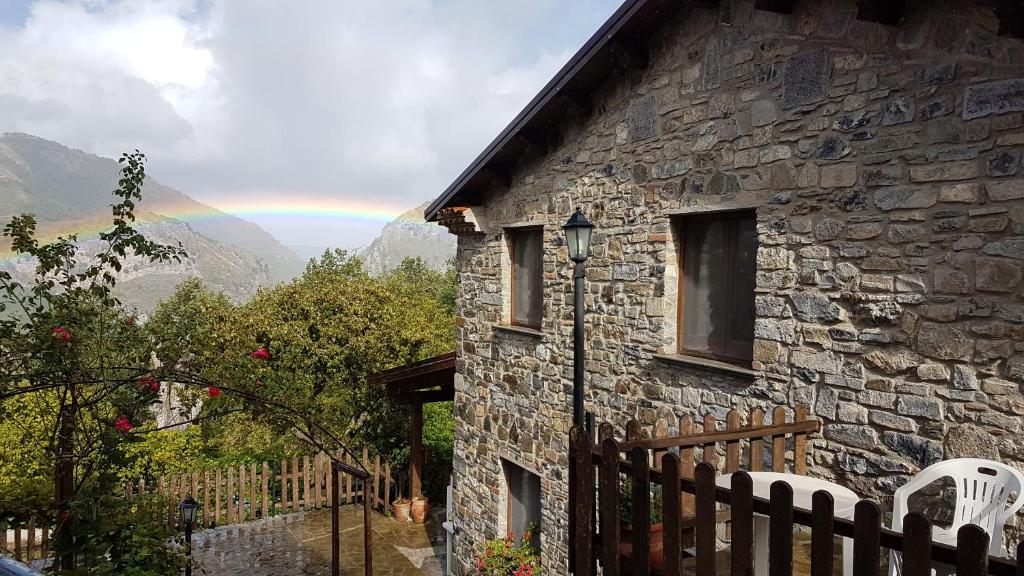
<box><xmin>493</xmin><ymin>324</ymin><xmax>544</xmax><ymax>338</ymax></box>
<box><xmin>652</xmin><ymin>353</ymin><xmax>760</xmax><ymax>378</ymax></box>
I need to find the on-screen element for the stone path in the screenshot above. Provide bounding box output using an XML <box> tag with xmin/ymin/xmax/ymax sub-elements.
<box><xmin>191</xmin><ymin>506</ymin><xmax>445</xmax><ymax>575</ymax></box>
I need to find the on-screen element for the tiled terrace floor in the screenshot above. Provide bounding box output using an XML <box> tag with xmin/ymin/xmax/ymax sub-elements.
<box><xmin>191</xmin><ymin>506</ymin><xmax>445</xmax><ymax>575</ymax></box>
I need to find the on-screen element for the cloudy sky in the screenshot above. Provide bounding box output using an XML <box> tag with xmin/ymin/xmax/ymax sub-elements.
<box><xmin>0</xmin><ymin>0</ymin><xmax>621</xmax><ymax>249</ymax></box>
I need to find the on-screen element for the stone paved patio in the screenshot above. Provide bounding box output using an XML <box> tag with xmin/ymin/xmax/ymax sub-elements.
<box><xmin>191</xmin><ymin>506</ymin><xmax>445</xmax><ymax>575</ymax></box>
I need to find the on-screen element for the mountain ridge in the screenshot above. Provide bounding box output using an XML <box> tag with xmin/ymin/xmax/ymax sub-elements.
<box><xmin>0</xmin><ymin>133</ymin><xmax>304</xmax><ymax>311</ymax></box>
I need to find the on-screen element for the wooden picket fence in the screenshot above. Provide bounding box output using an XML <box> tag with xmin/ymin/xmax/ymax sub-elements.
<box><xmin>0</xmin><ymin>517</ymin><xmax>51</xmax><ymax>564</ymax></box>
<box><xmin>569</xmin><ymin>404</ymin><xmax>1022</xmax><ymax>576</ymax></box>
<box><xmin>129</xmin><ymin>448</ymin><xmax>403</xmax><ymax>528</ymax></box>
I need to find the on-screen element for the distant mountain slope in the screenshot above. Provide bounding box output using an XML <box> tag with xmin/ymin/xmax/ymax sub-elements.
<box><xmin>0</xmin><ymin>133</ymin><xmax>304</xmax><ymax>311</ymax></box>
<box><xmin>358</xmin><ymin>202</ymin><xmax>456</xmax><ymax>275</ymax></box>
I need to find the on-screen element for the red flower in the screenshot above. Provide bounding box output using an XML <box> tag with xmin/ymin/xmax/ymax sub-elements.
<box><xmin>208</xmin><ymin>386</ymin><xmax>221</xmax><ymax>398</ymax></box>
<box><xmin>138</xmin><ymin>377</ymin><xmax>160</xmax><ymax>392</ymax></box>
<box><xmin>250</xmin><ymin>348</ymin><xmax>270</xmax><ymax>360</ymax></box>
<box><xmin>51</xmin><ymin>326</ymin><xmax>72</xmax><ymax>342</ymax></box>
<box><xmin>114</xmin><ymin>416</ymin><xmax>133</xmax><ymax>433</ymax></box>
<box><xmin>514</xmin><ymin>564</ymin><xmax>534</xmax><ymax>576</ymax></box>
<box><xmin>124</xmin><ymin>316</ymin><xmax>136</xmax><ymax>326</ymax></box>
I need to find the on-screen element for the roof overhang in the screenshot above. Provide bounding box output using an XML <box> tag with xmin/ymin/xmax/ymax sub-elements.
<box><xmin>368</xmin><ymin>351</ymin><xmax>456</xmax><ymax>404</ymax></box>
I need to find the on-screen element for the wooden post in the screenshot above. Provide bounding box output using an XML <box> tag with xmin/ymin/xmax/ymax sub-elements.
<box><xmin>363</xmin><ymin>479</ymin><xmax>373</xmax><ymax>576</ymax></box>
<box><xmin>203</xmin><ymin>470</ymin><xmax>211</xmax><ymax>527</ymax></box>
<box><xmin>811</xmin><ymin>491</ymin><xmax>834</xmax><ymax>576</ymax></box>
<box><xmin>313</xmin><ymin>455</ymin><xmax>321</xmax><ymax>509</ymax></box>
<box><xmin>854</xmin><ymin>501</ymin><xmax>881</xmax><ymax>576</ymax></box>
<box><xmin>291</xmin><ymin>456</ymin><xmax>300</xmax><ymax>511</ymax></box>
<box><xmin>215</xmin><ymin>468</ymin><xmax>223</xmax><ymax>526</ymax></box>
<box><xmin>695</xmin><ymin>463</ymin><xmax>716</xmax><ymax>576</ymax></box>
<box><xmin>732</xmin><ymin>472</ymin><xmax>754</xmax><ymax>576</ymax></box>
<box><xmin>250</xmin><ymin>463</ymin><xmax>258</xmax><ymax>518</ymax></box>
<box><xmin>373</xmin><ymin>454</ymin><xmax>381</xmax><ymax>509</ymax></box>
<box><xmin>262</xmin><ymin>462</ymin><xmax>270</xmax><ymax>518</ymax></box>
<box><xmin>331</xmin><ymin>462</ymin><xmax>340</xmax><ymax>576</ymax></box>
<box><xmin>384</xmin><ymin>462</ymin><xmax>392</xmax><ymax>512</ymax></box>
<box><xmin>794</xmin><ymin>405</ymin><xmax>809</xmax><ymax>475</ymax></box>
<box><xmin>957</xmin><ymin>525</ymin><xmax>990</xmax><ymax>576</ymax></box>
<box><xmin>239</xmin><ymin>464</ymin><xmax>248</xmax><ymax>521</ymax></box>
<box><xmin>662</xmin><ymin>453</ymin><xmax>682</xmax><ymax>576</ymax></box>
<box><xmin>280</xmin><ymin>459</ymin><xmax>289</xmax><ymax>511</ymax></box>
<box><xmin>410</xmin><ymin>399</ymin><xmax>424</xmax><ymax>500</ymax></box>
<box><xmin>770</xmin><ymin>481</ymin><xmax>794</xmax><ymax>576</ymax></box>
<box><xmin>725</xmin><ymin>409</ymin><xmax>741</xmax><ymax>473</ymax></box>
<box><xmin>599</xmin><ymin>437</ymin><xmax>620</xmax><ymax>576</ymax></box>
<box><xmin>750</xmin><ymin>408</ymin><xmax>765</xmax><ymax>472</ymax></box>
<box><xmin>326</xmin><ymin>457</ymin><xmax>334</xmax><ymax>508</ymax></box>
<box><xmin>26</xmin><ymin>518</ymin><xmax>34</xmax><ymax>560</ymax></box>
<box><xmin>226</xmin><ymin>467</ymin><xmax>234</xmax><ymax>525</ymax></box>
<box><xmin>304</xmin><ymin>455</ymin><xmax>311</xmax><ymax>511</ymax></box>
<box><xmin>901</xmin><ymin>512</ymin><xmax>932</xmax><ymax>576</ymax></box>
<box><xmin>629</xmin><ymin>446</ymin><xmax>649</xmax><ymax>576</ymax></box>
<box><xmin>702</xmin><ymin>413</ymin><xmax>718</xmax><ymax>468</ymax></box>
<box><xmin>572</xmin><ymin>427</ymin><xmax>595</xmax><ymax>576</ymax></box>
<box><xmin>772</xmin><ymin>406</ymin><xmax>787</xmax><ymax>472</ymax></box>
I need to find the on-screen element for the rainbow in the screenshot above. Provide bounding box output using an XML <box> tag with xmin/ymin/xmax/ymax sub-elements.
<box><xmin>0</xmin><ymin>197</ymin><xmax>425</xmax><ymax>262</ymax></box>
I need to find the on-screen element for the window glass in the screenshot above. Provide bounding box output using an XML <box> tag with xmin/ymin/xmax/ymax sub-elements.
<box><xmin>511</xmin><ymin>229</ymin><xmax>543</xmax><ymax>328</ymax></box>
<box><xmin>506</xmin><ymin>461</ymin><xmax>541</xmax><ymax>549</ymax></box>
<box><xmin>680</xmin><ymin>213</ymin><xmax>756</xmax><ymax>362</ymax></box>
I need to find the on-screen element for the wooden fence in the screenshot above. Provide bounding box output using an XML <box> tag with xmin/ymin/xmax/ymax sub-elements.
<box><xmin>130</xmin><ymin>448</ymin><xmax>403</xmax><ymax>528</ymax></box>
<box><xmin>0</xmin><ymin>517</ymin><xmax>50</xmax><ymax>564</ymax></box>
<box><xmin>570</xmin><ymin>404</ymin><xmax>1023</xmax><ymax>576</ymax></box>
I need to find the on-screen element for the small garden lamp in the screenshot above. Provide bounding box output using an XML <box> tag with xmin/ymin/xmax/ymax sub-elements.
<box><xmin>179</xmin><ymin>496</ymin><xmax>199</xmax><ymax>576</ymax></box>
<box><xmin>563</xmin><ymin>207</ymin><xmax>594</xmax><ymax>428</ymax></box>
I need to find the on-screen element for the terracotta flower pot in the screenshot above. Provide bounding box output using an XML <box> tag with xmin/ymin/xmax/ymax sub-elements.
<box><xmin>410</xmin><ymin>497</ymin><xmax>430</xmax><ymax>524</ymax></box>
<box><xmin>392</xmin><ymin>499</ymin><xmax>411</xmax><ymax>522</ymax></box>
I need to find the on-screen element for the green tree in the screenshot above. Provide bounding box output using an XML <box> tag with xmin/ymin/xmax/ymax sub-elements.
<box><xmin>0</xmin><ymin>152</ymin><xmax>188</xmax><ymax>574</ymax></box>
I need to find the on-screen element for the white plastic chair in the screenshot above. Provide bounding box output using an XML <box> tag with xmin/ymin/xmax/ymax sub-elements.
<box><xmin>889</xmin><ymin>458</ymin><xmax>1024</xmax><ymax>576</ymax></box>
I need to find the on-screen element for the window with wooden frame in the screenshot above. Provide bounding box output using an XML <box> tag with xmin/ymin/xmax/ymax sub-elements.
<box><xmin>509</xmin><ymin>227</ymin><xmax>544</xmax><ymax>329</ymax></box>
<box><xmin>503</xmin><ymin>460</ymin><xmax>541</xmax><ymax>547</ymax></box>
<box><xmin>677</xmin><ymin>211</ymin><xmax>757</xmax><ymax>363</ymax></box>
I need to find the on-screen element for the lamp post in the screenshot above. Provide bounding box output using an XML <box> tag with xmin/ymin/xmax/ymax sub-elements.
<box><xmin>179</xmin><ymin>496</ymin><xmax>199</xmax><ymax>576</ymax></box>
<box><xmin>563</xmin><ymin>207</ymin><xmax>594</xmax><ymax>428</ymax></box>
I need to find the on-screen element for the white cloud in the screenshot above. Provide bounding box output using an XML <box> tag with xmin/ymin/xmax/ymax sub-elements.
<box><xmin>0</xmin><ymin>0</ymin><xmax>620</xmax><ymax>247</ymax></box>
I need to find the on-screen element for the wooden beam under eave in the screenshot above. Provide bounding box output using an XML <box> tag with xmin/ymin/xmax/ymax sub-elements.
<box><xmin>395</xmin><ymin>388</ymin><xmax>455</xmax><ymax>405</ymax></box>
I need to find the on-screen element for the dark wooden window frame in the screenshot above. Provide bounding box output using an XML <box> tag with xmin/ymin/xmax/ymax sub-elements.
<box><xmin>502</xmin><ymin>459</ymin><xmax>542</xmax><ymax>548</ymax></box>
<box><xmin>508</xmin><ymin>226</ymin><xmax>545</xmax><ymax>330</ymax></box>
<box><xmin>676</xmin><ymin>210</ymin><xmax>757</xmax><ymax>365</ymax></box>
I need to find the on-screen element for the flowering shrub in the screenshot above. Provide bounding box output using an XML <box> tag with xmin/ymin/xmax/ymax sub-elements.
<box><xmin>474</xmin><ymin>531</ymin><xmax>541</xmax><ymax>576</ymax></box>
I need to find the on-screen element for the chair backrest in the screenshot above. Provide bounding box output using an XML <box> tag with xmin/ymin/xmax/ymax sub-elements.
<box><xmin>891</xmin><ymin>458</ymin><xmax>1024</xmax><ymax>555</ymax></box>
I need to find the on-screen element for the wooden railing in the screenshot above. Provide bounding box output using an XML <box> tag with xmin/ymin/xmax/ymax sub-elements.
<box><xmin>0</xmin><ymin>516</ymin><xmax>51</xmax><ymax>564</ymax></box>
<box><xmin>569</xmin><ymin>405</ymin><xmax>1021</xmax><ymax>576</ymax></box>
<box><xmin>129</xmin><ymin>448</ymin><xmax>403</xmax><ymax>528</ymax></box>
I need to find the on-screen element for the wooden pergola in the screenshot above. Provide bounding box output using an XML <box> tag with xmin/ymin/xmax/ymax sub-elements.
<box><xmin>368</xmin><ymin>351</ymin><xmax>455</xmax><ymax>498</ymax></box>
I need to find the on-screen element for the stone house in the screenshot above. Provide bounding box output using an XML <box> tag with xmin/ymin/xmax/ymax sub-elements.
<box><xmin>425</xmin><ymin>0</ymin><xmax>1024</xmax><ymax>572</ymax></box>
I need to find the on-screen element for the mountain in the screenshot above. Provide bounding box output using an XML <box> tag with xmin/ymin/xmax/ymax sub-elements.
<box><xmin>358</xmin><ymin>202</ymin><xmax>456</xmax><ymax>275</ymax></box>
<box><xmin>0</xmin><ymin>133</ymin><xmax>304</xmax><ymax>311</ymax></box>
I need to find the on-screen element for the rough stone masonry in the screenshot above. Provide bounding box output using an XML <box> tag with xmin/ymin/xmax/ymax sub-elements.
<box><xmin>437</xmin><ymin>1</ymin><xmax>1024</xmax><ymax>572</ymax></box>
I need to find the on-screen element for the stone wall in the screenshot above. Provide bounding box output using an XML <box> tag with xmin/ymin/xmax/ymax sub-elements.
<box><xmin>445</xmin><ymin>1</ymin><xmax>1024</xmax><ymax>573</ymax></box>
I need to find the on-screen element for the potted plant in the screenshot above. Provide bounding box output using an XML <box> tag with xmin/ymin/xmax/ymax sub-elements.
<box><xmin>392</xmin><ymin>497</ymin><xmax>411</xmax><ymax>522</ymax></box>
<box><xmin>410</xmin><ymin>495</ymin><xmax>430</xmax><ymax>524</ymax></box>
<box><xmin>474</xmin><ymin>531</ymin><xmax>542</xmax><ymax>575</ymax></box>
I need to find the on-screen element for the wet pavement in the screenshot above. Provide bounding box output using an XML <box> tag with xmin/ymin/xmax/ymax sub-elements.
<box><xmin>191</xmin><ymin>506</ymin><xmax>445</xmax><ymax>576</ymax></box>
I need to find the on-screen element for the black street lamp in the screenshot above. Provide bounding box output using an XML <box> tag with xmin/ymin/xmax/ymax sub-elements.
<box><xmin>563</xmin><ymin>207</ymin><xmax>594</xmax><ymax>428</ymax></box>
<box><xmin>179</xmin><ymin>496</ymin><xmax>199</xmax><ymax>576</ymax></box>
